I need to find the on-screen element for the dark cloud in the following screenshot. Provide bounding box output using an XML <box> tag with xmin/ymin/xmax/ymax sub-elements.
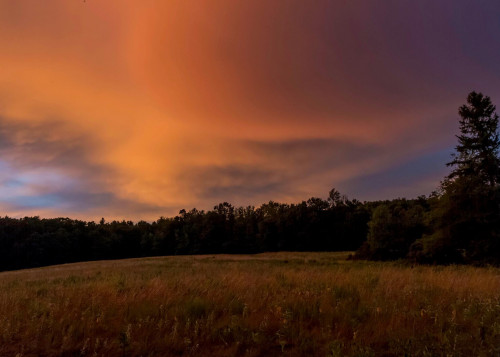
<box><xmin>180</xmin><ymin>136</ymin><xmax>458</xmax><ymax>208</ymax></box>
<box><xmin>0</xmin><ymin>117</ymin><xmax>100</xmax><ymax>173</ymax></box>
<box><xmin>5</xmin><ymin>189</ymin><xmax>168</xmax><ymax>219</ymax></box>
<box><xmin>0</xmin><ymin>116</ymin><xmax>168</xmax><ymax>219</ymax></box>
<box><xmin>180</xmin><ymin>138</ymin><xmax>394</xmax><ymax>206</ymax></box>
<box><xmin>243</xmin><ymin>138</ymin><xmax>380</xmax><ymax>171</ymax></box>
<box><xmin>180</xmin><ymin>164</ymin><xmax>286</xmax><ymax>204</ymax></box>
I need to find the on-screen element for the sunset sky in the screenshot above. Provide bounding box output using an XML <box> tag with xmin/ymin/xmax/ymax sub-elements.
<box><xmin>1</xmin><ymin>1</ymin><xmax>500</xmax><ymax>221</ymax></box>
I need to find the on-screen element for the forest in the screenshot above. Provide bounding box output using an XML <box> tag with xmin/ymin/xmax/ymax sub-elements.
<box><xmin>0</xmin><ymin>91</ymin><xmax>499</xmax><ymax>271</ymax></box>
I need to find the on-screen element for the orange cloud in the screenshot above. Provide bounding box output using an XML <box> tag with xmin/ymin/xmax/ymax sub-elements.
<box><xmin>0</xmin><ymin>1</ymin><xmax>499</xmax><ymax>219</ymax></box>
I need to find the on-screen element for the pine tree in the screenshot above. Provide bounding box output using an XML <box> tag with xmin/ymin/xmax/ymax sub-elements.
<box><xmin>413</xmin><ymin>92</ymin><xmax>500</xmax><ymax>264</ymax></box>
<box><xmin>447</xmin><ymin>91</ymin><xmax>500</xmax><ymax>187</ymax></box>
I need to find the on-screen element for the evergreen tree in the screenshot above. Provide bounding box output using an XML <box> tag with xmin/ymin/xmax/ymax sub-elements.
<box><xmin>447</xmin><ymin>91</ymin><xmax>500</xmax><ymax>187</ymax></box>
<box><xmin>414</xmin><ymin>92</ymin><xmax>500</xmax><ymax>264</ymax></box>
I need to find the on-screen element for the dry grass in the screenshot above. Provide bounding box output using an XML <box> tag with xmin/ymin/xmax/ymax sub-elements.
<box><xmin>0</xmin><ymin>252</ymin><xmax>499</xmax><ymax>356</ymax></box>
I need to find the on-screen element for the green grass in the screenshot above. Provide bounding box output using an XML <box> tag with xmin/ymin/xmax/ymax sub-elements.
<box><xmin>0</xmin><ymin>252</ymin><xmax>499</xmax><ymax>356</ymax></box>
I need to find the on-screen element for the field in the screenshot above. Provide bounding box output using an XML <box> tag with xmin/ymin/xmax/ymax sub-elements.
<box><xmin>0</xmin><ymin>253</ymin><xmax>499</xmax><ymax>356</ymax></box>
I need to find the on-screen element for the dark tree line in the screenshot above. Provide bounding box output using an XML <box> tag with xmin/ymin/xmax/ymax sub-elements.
<box><xmin>0</xmin><ymin>191</ymin><xmax>370</xmax><ymax>271</ymax></box>
<box><xmin>358</xmin><ymin>92</ymin><xmax>500</xmax><ymax>265</ymax></box>
<box><xmin>1</xmin><ymin>92</ymin><xmax>498</xmax><ymax>271</ymax></box>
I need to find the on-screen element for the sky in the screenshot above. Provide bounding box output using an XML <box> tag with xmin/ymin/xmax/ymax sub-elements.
<box><xmin>1</xmin><ymin>1</ymin><xmax>500</xmax><ymax>221</ymax></box>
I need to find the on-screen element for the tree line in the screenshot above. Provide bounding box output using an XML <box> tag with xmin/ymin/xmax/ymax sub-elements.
<box><xmin>0</xmin><ymin>91</ymin><xmax>498</xmax><ymax>271</ymax></box>
<box><xmin>0</xmin><ymin>191</ymin><xmax>371</xmax><ymax>271</ymax></box>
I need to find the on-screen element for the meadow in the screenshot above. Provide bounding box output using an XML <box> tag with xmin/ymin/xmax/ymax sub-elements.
<box><xmin>0</xmin><ymin>252</ymin><xmax>499</xmax><ymax>356</ymax></box>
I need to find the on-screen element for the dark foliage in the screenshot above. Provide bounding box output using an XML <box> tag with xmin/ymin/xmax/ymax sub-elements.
<box><xmin>0</xmin><ymin>192</ymin><xmax>370</xmax><ymax>271</ymax></box>
<box><xmin>415</xmin><ymin>92</ymin><xmax>500</xmax><ymax>264</ymax></box>
<box><xmin>358</xmin><ymin>91</ymin><xmax>500</xmax><ymax>265</ymax></box>
<box><xmin>356</xmin><ymin>197</ymin><xmax>429</xmax><ymax>261</ymax></box>
<box><xmin>447</xmin><ymin>91</ymin><xmax>500</xmax><ymax>186</ymax></box>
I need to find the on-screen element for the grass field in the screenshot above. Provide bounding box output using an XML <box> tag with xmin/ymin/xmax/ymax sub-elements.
<box><xmin>0</xmin><ymin>252</ymin><xmax>499</xmax><ymax>356</ymax></box>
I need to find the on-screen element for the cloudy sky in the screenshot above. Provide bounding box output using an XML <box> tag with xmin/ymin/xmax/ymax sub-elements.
<box><xmin>1</xmin><ymin>1</ymin><xmax>500</xmax><ymax>220</ymax></box>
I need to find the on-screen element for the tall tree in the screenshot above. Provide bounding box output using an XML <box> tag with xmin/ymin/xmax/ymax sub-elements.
<box><xmin>413</xmin><ymin>92</ymin><xmax>500</xmax><ymax>264</ymax></box>
<box><xmin>447</xmin><ymin>91</ymin><xmax>500</xmax><ymax>187</ymax></box>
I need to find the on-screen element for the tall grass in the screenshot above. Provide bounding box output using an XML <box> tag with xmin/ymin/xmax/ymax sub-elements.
<box><xmin>0</xmin><ymin>252</ymin><xmax>499</xmax><ymax>356</ymax></box>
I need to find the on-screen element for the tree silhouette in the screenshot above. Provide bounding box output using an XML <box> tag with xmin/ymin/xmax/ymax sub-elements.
<box><xmin>410</xmin><ymin>91</ymin><xmax>500</xmax><ymax>264</ymax></box>
<box><xmin>447</xmin><ymin>91</ymin><xmax>500</xmax><ymax>187</ymax></box>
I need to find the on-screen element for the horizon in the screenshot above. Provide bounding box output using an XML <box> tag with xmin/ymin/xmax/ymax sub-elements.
<box><xmin>1</xmin><ymin>1</ymin><xmax>500</xmax><ymax>221</ymax></box>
